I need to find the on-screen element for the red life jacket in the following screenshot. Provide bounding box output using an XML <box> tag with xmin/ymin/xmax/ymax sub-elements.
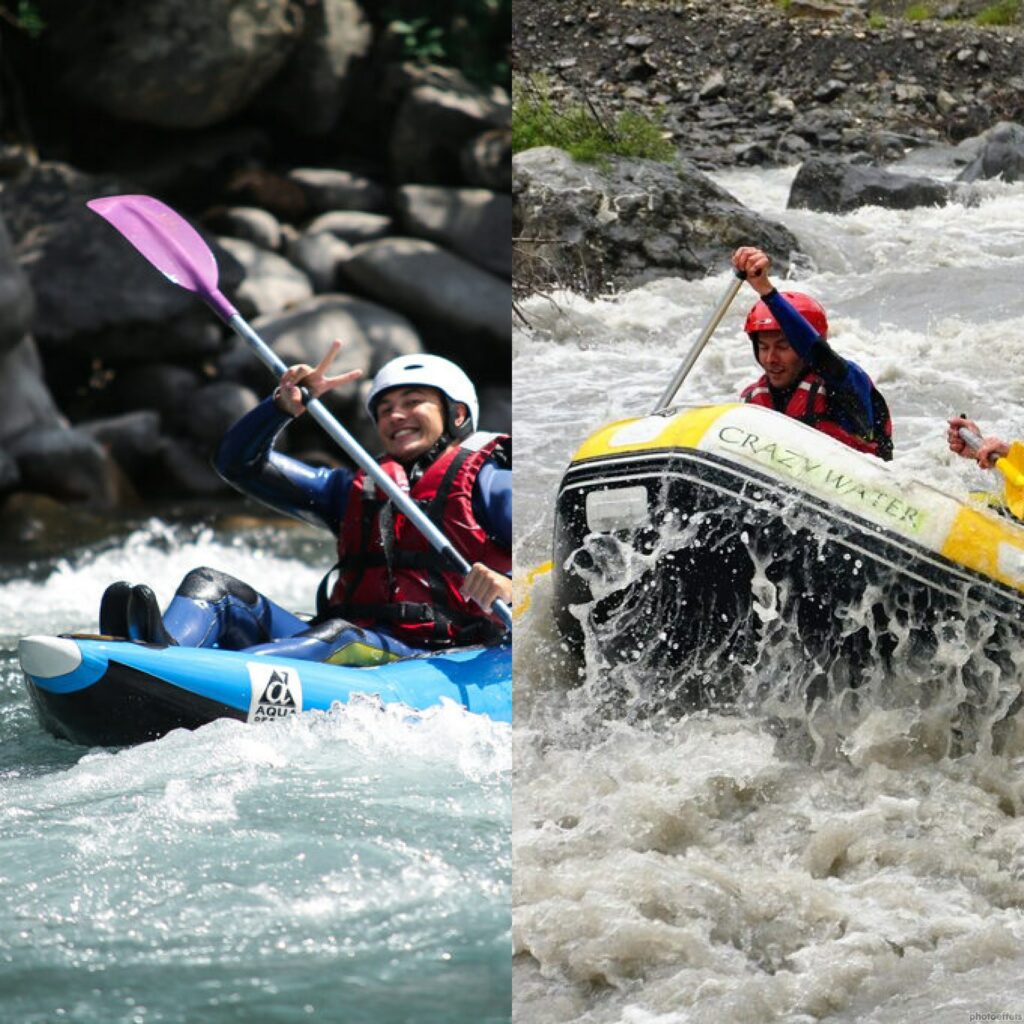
<box><xmin>323</xmin><ymin>432</ymin><xmax>511</xmax><ymax>646</ymax></box>
<box><xmin>741</xmin><ymin>369</ymin><xmax>893</xmax><ymax>460</ymax></box>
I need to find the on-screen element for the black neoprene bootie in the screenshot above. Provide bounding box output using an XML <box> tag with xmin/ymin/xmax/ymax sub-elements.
<box><xmin>99</xmin><ymin>581</ymin><xmax>132</xmax><ymax>637</ymax></box>
<box><xmin>127</xmin><ymin>584</ymin><xmax>178</xmax><ymax>646</ymax></box>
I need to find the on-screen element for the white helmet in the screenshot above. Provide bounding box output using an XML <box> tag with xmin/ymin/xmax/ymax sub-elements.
<box><xmin>366</xmin><ymin>354</ymin><xmax>479</xmax><ymax>434</ymax></box>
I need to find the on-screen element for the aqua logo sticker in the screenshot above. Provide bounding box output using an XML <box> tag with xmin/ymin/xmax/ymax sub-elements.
<box><xmin>246</xmin><ymin>663</ymin><xmax>303</xmax><ymax>723</ymax></box>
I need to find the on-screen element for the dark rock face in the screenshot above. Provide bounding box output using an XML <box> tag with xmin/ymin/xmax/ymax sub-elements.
<box><xmin>788</xmin><ymin>157</ymin><xmax>951</xmax><ymax>212</ymax></box>
<box><xmin>389</xmin><ymin>65</ymin><xmax>511</xmax><ymax>185</ymax></box>
<box><xmin>0</xmin><ymin>163</ymin><xmax>243</xmax><ymax>357</ymax></box>
<box><xmin>0</xmin><ymin>336</ymin><xmax>65</xmax><ymax>441</ymax></box>
<box><xmin>44</xmin><ymin>0</ymin><xmax>302</xmax><ymax>129</ymax></box>
<box><xmin>0</xmin><ymin>1</ymin><xmax>512</xmax><ymax>517</ymax></box>
<box><xmin>397</xmin><ymin>185</ymin><xmax>512</xmax><ymax>278</ymax></box>
<box><xmin>7</xmin><ymin>427</ymin><xmax>121</xmax><ymax>508</ymax></box>
<box><xmin>253</xmin><ymin>0</ymin><xmax>372</xmax><ymax>136</ymax></box>
<box><xmin>0</xmin><ymin>217</ymin><xmax>34</xmax><ymax>353</ymax></box>
<box><xmin>514</xmin><ymin>147</ymin><xmax>801</xmax><ymax>296</ymax></box>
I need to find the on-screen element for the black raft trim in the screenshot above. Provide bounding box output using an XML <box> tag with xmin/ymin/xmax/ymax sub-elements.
<box><xmin>27</xmin><ymin>659</ymin><xmax>245</xmax><ymax>748</ymax></box>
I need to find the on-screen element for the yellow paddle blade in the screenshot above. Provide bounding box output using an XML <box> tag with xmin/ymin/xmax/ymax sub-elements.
<box><xmin>995</xmin><ymin>444</ymin><xmax>1024</xmax><ymax>519</ymax></box>
<box><xmin>514</xmin><ymin>561</ymin><xmax>553</xmax><ymax>620</ymax></box>
<box><xmin>1003</xmin><ymin>441</ymin><xmax>1024</xmax><ymax>480</ymax></box>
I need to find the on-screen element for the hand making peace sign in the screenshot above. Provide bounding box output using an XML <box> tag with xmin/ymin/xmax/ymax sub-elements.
<box><xmin>273</xmin><ymin>339</ymin><xmax>364</xmax><ymax>417</ymax></box>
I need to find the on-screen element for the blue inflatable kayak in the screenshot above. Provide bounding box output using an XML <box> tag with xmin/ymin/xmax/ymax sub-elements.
<box><xmin>18</xmin><ymin>635</ymin><xmax>511</xmax><ymax>747</ymax></box>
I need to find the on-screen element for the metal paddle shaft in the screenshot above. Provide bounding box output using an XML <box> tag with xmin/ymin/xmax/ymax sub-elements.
<box><xmin>88</xmin><ymin>194</ymin><xmax>512</xmax><ymax>630</ymax></box>
<box><xmin>653</xmin><ymin>270</ymin><xmax>746</xmax><ymax>414</ymax></box>
<box><xmin>958</xmin><ymin>427</ymin><xmax>986</xmax><ymax>456</ymax></box>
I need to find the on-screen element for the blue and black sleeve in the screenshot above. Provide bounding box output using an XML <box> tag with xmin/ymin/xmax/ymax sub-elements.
<box><xmin>472</xmin><ymin>461</ymin><xmax>512</xmax><ymax>557</ymax></box>
<box><xmin>214</xmin><ymin>397</ymin><xmax>355</xmax><ymax>535</ymax></box>
<box><xmin>764</xmin><ymin>289</ymin><xmax>877</xmax><ymax>437</ymax></box>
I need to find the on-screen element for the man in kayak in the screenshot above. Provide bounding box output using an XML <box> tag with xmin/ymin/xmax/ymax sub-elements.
<box><xmin>99</xmin><ymin>347</ymin><xmax>511</xmax><ymax>664</ymax></box>
<box><xmin>733</xmin><ymin>246</ymin><xmax>893</xmax><ymax>460</ymax></box>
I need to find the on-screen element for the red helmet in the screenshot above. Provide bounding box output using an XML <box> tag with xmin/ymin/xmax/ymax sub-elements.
<box><xmin>744</xmin><ymin>291</ymin><xmax>828</xmax><ymax>340</ymax></box>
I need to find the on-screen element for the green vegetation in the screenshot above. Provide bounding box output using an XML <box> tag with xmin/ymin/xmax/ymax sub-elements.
<box><xmin>785</xmin><ymin>0</ymin><xmax>1021</xmax><ymax>26</ymax></box>
<box><xmin>0</xmin><ymin>1</ymin><xmax>44</xmax><ymax>37</ymax></box>
<box><xmin>389</xmin><ymin>17</ymin><xmax>447</xmax><ymax>62</ymax></box>
<box><xmin>383</xmin><ymin>0</ymin><xmax>509</xmax><ymax>89</ymax></box>
<box><xmin>513</xmin><ymin>76</ymin><xmax>676</xmax><ymax>163</ymax></box>
<box><xmin>974</xmin><ymin>0</ymin><xmax>1020</xmax><ymax>24</ymax></box>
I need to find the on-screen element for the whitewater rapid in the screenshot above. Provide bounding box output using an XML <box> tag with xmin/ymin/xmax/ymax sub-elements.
<box><xmin>0</xmin><ymin>521</ymin><xmax>511</xmax><ymax>1023</ymax></box>
<box><xmin>513</xmin><ymin>158</ymin><xmax>1024</xmax><ymax>1022</ymax></box>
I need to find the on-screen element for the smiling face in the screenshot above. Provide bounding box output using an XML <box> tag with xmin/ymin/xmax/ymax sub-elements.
<box><xmin>754</xmin><ymin>331</ymin><xmax>806</xmax><ymax>391</ymax></box>
<box><xmin>374</xmin><ymin>386</ymin><xmax>465</xmax><ymax>462</ymax></box>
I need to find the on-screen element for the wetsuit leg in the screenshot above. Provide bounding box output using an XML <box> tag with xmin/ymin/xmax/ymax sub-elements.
<box><xmin>243</xmin><ymin>619</ymin><xmax>423</xmax><ymax>664</ymax></box>
<box><xmin>161</xmin><ymin>567</ymin><xmax>308</xmax><ymax>649</ymax></box>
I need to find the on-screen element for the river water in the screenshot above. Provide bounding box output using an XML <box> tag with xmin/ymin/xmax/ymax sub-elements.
<box><xmin>512</xmin><ymin>158</ymin><xmax>1024</xmax><ymax>1022</ymax></box>
<box><xmin>0</xmin><ymin>518</ymin><xmax>511</xmax><ymax>1023</ymax></box>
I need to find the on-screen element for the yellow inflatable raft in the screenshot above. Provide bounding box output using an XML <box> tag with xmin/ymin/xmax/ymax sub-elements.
<box><xmin>551</xmin><ymin>403</ymin><xmax>1024</xmax><ymax>718</ymax></box>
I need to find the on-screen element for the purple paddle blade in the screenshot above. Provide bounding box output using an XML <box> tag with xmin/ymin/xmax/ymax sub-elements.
<box><xmin>87</xmin><ymin>194</ymin><xmax>237</xmax><ymax>322</ymax></box>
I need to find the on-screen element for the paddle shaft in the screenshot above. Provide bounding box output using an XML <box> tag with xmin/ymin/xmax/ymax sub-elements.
<box><xmin>227</xmin><ymin>313</ymin><xmax>513</xmax><ymax>629</ymax></box>
<box><xmin>653</xmin><ymin>270</ymin><xmax>746</xmax><ymax>414</ymax></box>
<box><xmin>958</xmin><ymin>427</ymin><xmax>1005</xmax><ymax>467</ymax></box>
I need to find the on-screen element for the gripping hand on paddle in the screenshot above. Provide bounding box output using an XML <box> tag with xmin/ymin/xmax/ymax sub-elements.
<box><xmin>274</xmin><ymin>339</ymin><xmax>363</xmax><ymax>417</ymax></box>
<box><xmin>462</xmin><ymin>563</ymin><xmax>512</xmax><ymax>621</ymax></box>
<box><xmin>731</xmin><ymin>246</ymin><xmax>775</xmax><ymax>296</ymax></box>
<box><xmin>947</xmin><ymin>415</ymin><xmax>1009</xmax><ymax>470</ymax></box>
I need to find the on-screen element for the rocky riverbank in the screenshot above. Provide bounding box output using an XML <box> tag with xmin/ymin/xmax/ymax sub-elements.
<box><xmin>512</xmin><ymin>0</ymin><xmax>1024</xmax><ymax>296</ymax></box>
<box><xmin>513</xmin><ymin>0</ymin><xmax>1024</xmax><ymax>168</ymax></box>
<box><xmin>0</xmin><ymin>1</ymin><xmax>510</xmax><ymax>545</ymax></box>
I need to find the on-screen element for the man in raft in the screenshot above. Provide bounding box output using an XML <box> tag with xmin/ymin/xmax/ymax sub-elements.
<box><xmin>733</xmin><ymin>246</ymin><xmax>893</xmax><ymax>461</ymax></box>
<box><xmin>99</xmin><ymin>347</ymin><xmax>511</xmax><ymax>664</ymax></box>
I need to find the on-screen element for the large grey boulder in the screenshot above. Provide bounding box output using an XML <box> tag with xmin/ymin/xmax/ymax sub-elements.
<box><xmin>0</xmin><ymin>449</ymin><xmax>19</xmax><ymax>493</ymax></box>
<box><xmin>389</xmin><ymin>64</ymin><xmax>511</xmax><ymax>185</ymax></box>
<box><xmin>788</xmin><ymin>156</ymin><xmax>950</xmax><ymax>213</ymax></box>
<box><xmin>342</xmin><ymin>238</ymin><xmax>511</xmax><ymax>350</ymax></box>
<box><xmin>461</xmin><ymin>129</ymin><xmax>512</xmax><ymax>192</ymax></box>
<box><xmin>956</xmin><ymin>121</ymin><xmax>1024</xmax><ymax>183</ymax></box>
<box><xmin>256</xmin><ymin>0</ymin><xmax>372</xmax><ymax>135</ymax></box>
<box><xmin>0</xmin><ymin>216</ymin><xmax>34</xmax><ymax>353</ymax></box>
<box><xmin>186</xmin><ymin>381</ymin><xmax>260</xmax><ymax>447</ymax></box>
<box><xmin>304</xmin><ymin>211</ymin><xmax>393</xmax><ymax>244</ymax></box>
<box><xmin>286</xmin><ymin>232</ymin><xmax>354</xmax><ymax>293</ymax></box>
<box><xmin>0</xmin><ymin>163</ymin><xmax>242</xmax><ymax>359</ymax></box>
<box><xmin>513</xmin><ymin>146</ymin><xmax>802</xmax><ymax>296</ymax></box>
<box><xmin>79</xmin><ymin>411</ymin><xmax>163</xmax><ymax>482</ymax></box>
<box><xmin>104</xmin><ymin>364</ymin><xmax>201</xmax><ymax>434</ymax></box>
<box><xmin>216</xmin><ymin>236</ymin><xmax>314</xmax><ymax>317</ymax></box>
<box><xmin>287</xmin><ymin>167</ymin><xmax>388</xmax><ymax>215</ymax></box>
<box><xmin>203</xmin><ymin>206</ymin><xmax>284</xmax><ymax>252</ymax></box>
<box><xmin>45</xmin><ymin>0</ymin><xmax>302</xmax><ymax>129</ymax></box>
<box><xmin>7</xmin><ymin>427</ymin><xmax>121</xmax><ymax>508</ymax></box>
<box><xmin>153</xmin><ymin>437</ymin><xmax>232</xmax><ymax>497</ymax></box>
<box><xmin>0</xmin><ymin>336</ymin><xmax>65</xmax><ymax>444</ymax></box>
<box><xmin>216</xmin><ymin>293</ymin><xmax>423</xmax><ymax>396</ymax></box>
<box><xmin>397</xmin><ymin>186</ymin><xmax>511</xmax><ymax>278</ymax></box>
